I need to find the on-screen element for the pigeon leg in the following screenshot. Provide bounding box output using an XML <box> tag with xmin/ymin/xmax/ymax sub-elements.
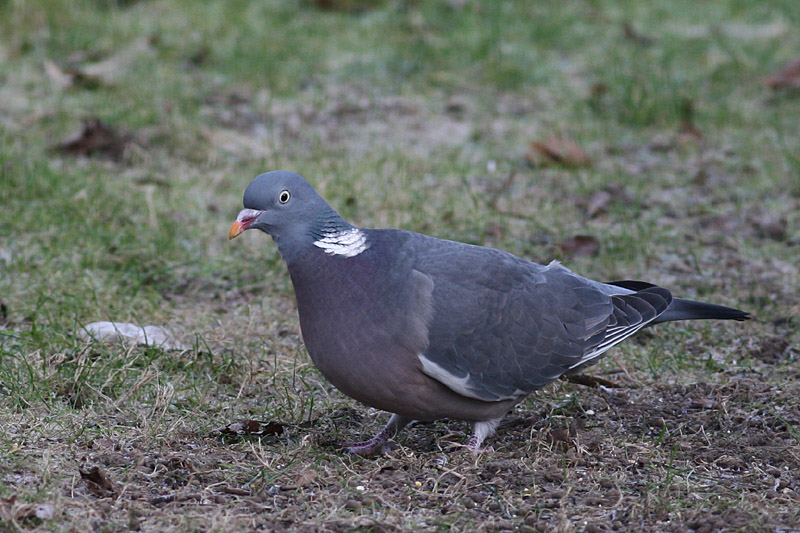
<box><xmin>466</xmin><ymin>418</ymin><xmax>502</xmax><ymax>455</ymax></box>
<box><xmin>340</xmin><ymin>414</ymin><xmax>412</xmax><ymax>456</ymax></box>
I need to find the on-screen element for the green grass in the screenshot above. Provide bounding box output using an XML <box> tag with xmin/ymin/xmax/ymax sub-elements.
<box><xmin>1</xmin><ymin>0</ymin><xmax>800</xmax><ymax>530</ymax></box>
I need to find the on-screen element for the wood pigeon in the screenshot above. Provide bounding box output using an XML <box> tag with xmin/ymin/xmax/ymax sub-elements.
<box><xmin>229</xmin><ymin>171</ymin><xmax>749</xmax><ymax>455</ymax></box>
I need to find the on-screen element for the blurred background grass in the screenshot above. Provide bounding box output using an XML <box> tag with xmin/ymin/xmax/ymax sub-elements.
<box><xmin>0</xmin><ymin>0</ymin><xmax>799</xmax><ymax>529</ymax></box>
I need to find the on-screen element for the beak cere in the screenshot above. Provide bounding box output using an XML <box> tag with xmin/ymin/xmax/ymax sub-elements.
<box><xmin>229</xmin><ymin>209</ymin><xmax>264</xmax><ymax>240</ymax></box>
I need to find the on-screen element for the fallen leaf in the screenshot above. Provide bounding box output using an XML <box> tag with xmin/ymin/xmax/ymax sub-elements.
<box><xmin>0</xmin><ymin>496</ymin><xmax>56</xmax><ymax>523</ymax></box>
<box><xmin>79</xmin><ymin>465</ymin><xmax>115</xmax><ymax>497</ymax></box>
<box><xmin>54</xmin><ymin>118</ymin><xmax>129</xmax><ymax>161</ymax></box>
<box><xmin>764</xmin><ymin>55</ymin><xmax>800</xmax><ymax>90</ymax></box>
<box><xmin>589</xmin><ymin>81</ymin><xmax>609</xmax><ymax>97</ymax></box>
<box><xmin>484</xmin><ymin>223</ymin><xmax>505</xmax><ymax>240</ymax></box>
<box><xmin>213</xmin><ymin>420</ymin><xmax>288</xmax><ymax>436</ymax></box>
<box><xmin>585</xmin><ymin>190</ymin><xmax>612</xmax><ymax>217</ymax></box>
<box><xmin>622</xmin><ymin>21</ymin><xmax>655</xmax><ymax>46</ymax></box>
<box><xmin>187</xmin><ymin>44</ymin><xmax>211</xmax><ymax>67</ymax></box>
<box><xmin>678</xmin><ymin>121</ymin><xmax>703</xmax><ymax>143</ymax></box>
<box><xmin>545</xmin><ymin>429</ymin><xmax>573</xmax><ymax>451</ymax></box>
<box><xmin>585</xmin><ymin>183</ymin><xmax>634</xmax><ymax>219</ymax></box>
<box><xmin>752</xmin><ymin>215</ymin><xmax>787</xmax><ymax>241</ymax></box>
<box><xmin>88</xmin><ymin>437</ymin><xmax>116</xmax><ymax>450</ymax></box>
<box><xmin>62</xmin><ymin>68</ymin><xmax>104</xmax><ymax>90</ymax></box>
<box><xmin>44</xmin><ymin>60</ymin><xmax>104</xmax><ymax>91</ymax></box>
<box><xmin>690</xmin><ymin>397</ymin><xmax>715</xmax><ymax>410</ymax></box>
<box><xmin>294</xmin><ymin>468</ymin><xmax>318</xmax><ymax>488</ymax></box>
<box><xmin>445</xmin><ymin>95</ymin><xmax>469</xmax><ymax>115</ymax></box>
<box><xmin>556</xmin><ymin>235</ymin><xmax>599</xmax><ymax>258</ymax></box>
<box><xmin>527</xmin><ymin>135</ymin><xmax>591</xmax><ymax>167</ymax></box>
<box><xmin>0</xmin><ymin>496</ymin><xmax>16</xmax><ymax>522</ymax></box>
<box><xmin>752</xmin><ymin>336</ymin><xmax>791</xmax><ymax>364</ymax></box>
<box><xmin>44</xmin><ymin>60</ymin><xmax>73</xmax><ymax>90</ymax></box>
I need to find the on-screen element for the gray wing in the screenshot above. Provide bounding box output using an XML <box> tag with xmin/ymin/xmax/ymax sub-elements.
<box><xmin>413</xmin><ymin>239</ymin><xmax>671</xmax><ymax>402</ymax></box>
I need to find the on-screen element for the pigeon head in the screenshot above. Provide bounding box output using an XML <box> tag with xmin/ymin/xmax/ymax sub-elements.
<box><xmin>229</xmin><ymin>171</ymin><xmax>355</xmax><ymax>260</ymax></box>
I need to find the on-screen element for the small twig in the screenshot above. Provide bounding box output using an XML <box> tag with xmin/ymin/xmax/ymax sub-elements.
<box><xmin>149</xmin><ymin>492</ymin><xmax>202</xmax><ymax>505</ymax></box>
<box><xmin>218</xmin><ymin>486</ymin><xmax>251</xmax><ymax>496</ymax></box>
<box><xmin>564</xmin><ymin>373</ymin><xmax>622</xmax><ymax>388</ymax></box>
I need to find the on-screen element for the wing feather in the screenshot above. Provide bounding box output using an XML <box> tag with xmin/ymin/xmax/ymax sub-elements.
<box><xmin>410</xmin><ymin>236</ymin><xmax>672</xmax><ymax>402</ymax></box>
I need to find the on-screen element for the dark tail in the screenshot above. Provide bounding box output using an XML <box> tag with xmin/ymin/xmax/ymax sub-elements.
<box><xmin>652</xmin><ymin>298</ymin><xmax>750</xmax><ymax>325</ymax></box>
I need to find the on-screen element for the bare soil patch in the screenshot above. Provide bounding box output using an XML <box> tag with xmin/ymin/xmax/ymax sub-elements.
<box><xmin>5</xmin><ymin>372</ymin><xmax>797</xmax><ymax>531</ymax></box>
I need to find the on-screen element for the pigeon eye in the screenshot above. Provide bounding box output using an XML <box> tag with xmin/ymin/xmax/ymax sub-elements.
<box><xmin>278</xmin><ymin>190</ymin><xmax>291</xmax><ymax>204</ymax></box>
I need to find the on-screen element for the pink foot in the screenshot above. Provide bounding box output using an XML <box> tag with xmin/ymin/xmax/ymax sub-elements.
<box><xmin>336</xmin><ymin>414</ymin><xmax>411</xmax><ymax>456</ymax></box>
<box><xmin>465</xmin><ymin>419</ymin><xmax>501</xmax><ymax>455</ymax></box>
<box><xmin>339</xmin><ymin>439</ymin><xmax>400</xmax><ymax>456</ymax></box>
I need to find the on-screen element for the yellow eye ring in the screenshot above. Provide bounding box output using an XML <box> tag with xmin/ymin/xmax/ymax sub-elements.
<box><xmin>279</xmin><ymin>190</ymin><xmax>291</xmax><ymax>204</ymax></box>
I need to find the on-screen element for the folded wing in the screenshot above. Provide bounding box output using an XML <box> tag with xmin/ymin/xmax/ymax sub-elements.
<box><xmin>414</xmin><ymin>241</ymin><xmax>672</xmax><ymax>402</ymax></box>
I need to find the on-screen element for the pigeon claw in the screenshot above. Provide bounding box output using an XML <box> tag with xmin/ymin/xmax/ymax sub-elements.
<box><xmin>339</xmin><ymin>439</ymin><xmax>400</xmax><ymax>457</ymax></box>
<box><xmin>468</xmin><ymin>444</ymin><xmax>495</xmax><ymax>456</ymax></box>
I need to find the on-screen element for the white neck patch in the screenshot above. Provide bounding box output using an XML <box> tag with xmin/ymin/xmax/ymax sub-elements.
<box><xmin>313</xmin><ymin>228</ymin><xmax>369</xmax><ymax>258</ymax></box>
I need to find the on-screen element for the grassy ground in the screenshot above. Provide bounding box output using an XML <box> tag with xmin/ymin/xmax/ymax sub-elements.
<box><xmin>1</xmin><ymin>0</ymin><xmax>799</xmax><ymax>530</ymax></box>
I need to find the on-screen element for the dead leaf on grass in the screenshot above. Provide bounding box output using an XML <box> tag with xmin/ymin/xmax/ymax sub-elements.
<box><xmin>44</xmin><ymin>60</ymin><xmax>74</xmax><ymax>90</ymax></box>
<box><xmin>54</xmin><ymin>118</ymin><xmax>130</xmax><ymax>161</ymax></box>
<box><xmin>545</xmin><ymin>428</ymin><xmax>573</xmax><ymax>451</ymax></box>
<box><xmin>588</xmin><ymin>190</ymin><xmax>615</xmax><ymax>219</ymax></box>
<box><xmin>79</xmin><ymin>465</ymin><xmax>116</xmax><ymax>497</ymax></box>
<box><xmin>622</xmin><ymin>21</ymin><xmax>655</xmax><ymax>46</ymax></box>
<box><xmin>213</xmin><ymin>420</ymin><xmax>288</xmax><ymax>436</ymax></box>
<box><xmin>583</xmin><ymin>184</ymin><xmax>629</xmax><ymax>218</ymax></box>
<box><xmin>752</xmin><ymin>336</ymin><xmax>792</xmax><ymax>364</ymax></box>
<box><xmin>556</xmin><ymin>235</ymin><xmax>599</xmax><ymax>258</ymax></box>
<box><xmin>527</xmin><ymin>135</ymin><xmax>591</xmax><ymax>168</ymax></box>
<box><xmin>752</xmin><ymin>215</ymin><xmax>788</xmax><ymax>241</ymax></box>
<box><xmin>0</xmin><ymin>496</ymin><xmax>16</xmax><ymax>521</ymax></box>
<box><xmin>590</xmin><ymin>81</ymin><xmax>609</xmax><ymax>97</ymax></box>
<box><xmin>295</xmin><ymin>468</ymin><xmax>318</xmax><ymax>488</ymax></box>
<box><xmin>445</xmin><ymin>95</ymin><xmax>469</xmax><ymax>115</ymax></box>
<box><xmin>0</xmin><ymin>496</ymin><xmax>55</xmax><ymax>523</ymax></box>
<box><xmin>764</xmin><ymin>56</ymin><xmax>800</xmax><ymax>90</ymax></box>
<box><xmin>689</xmin><ymin>397</ymin><xmax>716</xmax><ymax>410</ymax></box>
<box><xmin>44</xmin><ymin>60</ymin><xmax>104</xmax><ymax>91</ymax></box>
<box><xmin>187</xmin><ymin>44</ymin><xmax>211</xmax><ymax>67</ymax></box>
<box><xmin>587</xmin><ymin>81</ymin><xmax>611</xmax><ymax>112</ymax></box>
